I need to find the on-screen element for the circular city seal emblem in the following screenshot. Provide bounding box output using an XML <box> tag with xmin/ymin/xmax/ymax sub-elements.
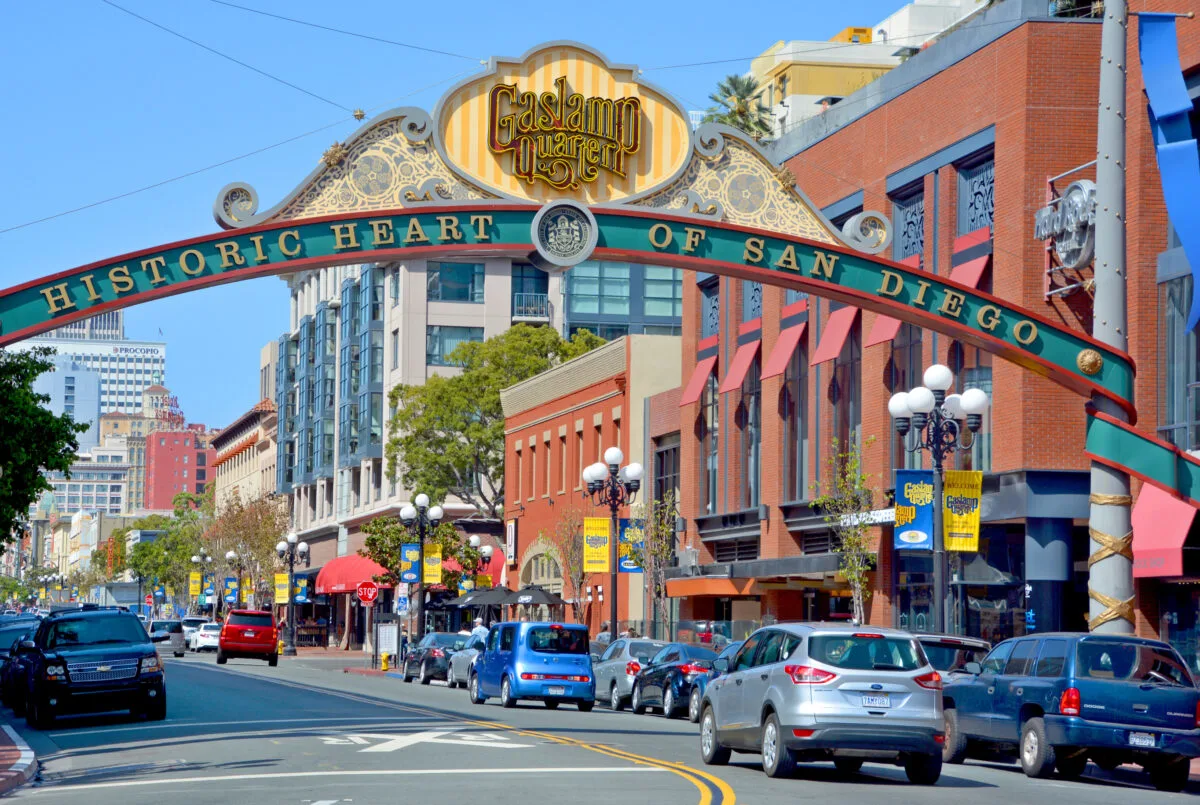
<box><xmin>531</xmin><ymin>200</ymin><xmax>598</xmax><ymax>270</ymax></box>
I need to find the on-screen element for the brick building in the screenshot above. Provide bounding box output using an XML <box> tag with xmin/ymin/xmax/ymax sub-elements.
<box><xmin>144</xmin><ymin>430</ymin><xmax>216</xmax><ymax>510</ymax></box>
<box><xmin>667</xmin><ymin>0</ymin><xmax>1188</xmax><ymax>644</ymax></box>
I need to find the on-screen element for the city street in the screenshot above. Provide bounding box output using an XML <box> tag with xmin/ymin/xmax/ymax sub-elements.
<box><xmin>0</xmin><ymin>653</ymin><xmax>1195</xmax><ymax>804</ymax></box>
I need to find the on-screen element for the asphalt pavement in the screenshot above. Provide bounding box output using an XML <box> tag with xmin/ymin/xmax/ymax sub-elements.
<box><xmin>1</xmin><ymin>652</ymin><xmax>1197</xmax><ymax>804</ymax></box>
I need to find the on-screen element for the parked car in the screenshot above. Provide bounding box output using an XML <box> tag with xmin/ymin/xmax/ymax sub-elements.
<box><xmin>188</xmin><ymin>623</ymin><xmax>221</xmax><ymax>652</ymax></box>
<box><xmin>632</xmin><ymin>642</ymin><xmax>719</xmax><ymax>718</ymax></box>
<box><xmin>181</xmin><ymin>617</ymin><xmax>208</xmax><ymax>645</ymax></box>
<box><xmin>217</xmin><ymin>609</ymin><xmax>279</xmax><ymax>666</ymax></box>
<box><xmin>700</xmin><ymin>624</ymin><xmax>944</xmax><ymax>783</ymax></box>
<box><xmin>469</xmin><ymin>621</ymin><xmax>594</xmax><ymax>711</ymax></box>
<box><xmin>447</xmin><ymin>633</ymin><xmax>486</xmax><ymax>688</ymax></box>
<box><xmin>593</xmin><ymin>638</ymin><xmax>668</xmax><ymax>711</ymax></box>
<box><xmin>589</xmin><ymin>641</ymin><xmax>607</xmax><ymax>664</ymax></box>
<box><xmin>688</xmin><ymin>641</ymin><xmax>743</xmax><ymax>722</ymax></box>
<box><xmin>20</xmin><ymin>608</ymin><xmax>169</xmax><ymax>728</ymax></box>
<box><xmin>0</xmin><ymin>619</ymin><xmax>42</xmax><ymax>712</ymax></box>
<box><xmin>916</xmin><ymin>633</ymin><xmax>990</xmax><ymax>677</ymax></box>
<box><xmin>942</xmin><ymin>632</ymin><xmax>1200</xmax><ymax>791</ymax></box>
<box><xmin>402</xmin><ymin>632</ymin><xmax>463</xmax><ymax>684</ymax></box>
<box><xmin>149</xmin><ymin>620</ymin><xmax>186</xmax><ymax>658</ymax></box>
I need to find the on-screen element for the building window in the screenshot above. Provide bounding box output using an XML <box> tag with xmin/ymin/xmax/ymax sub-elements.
<box><xmin>701</xmin><ymin>282</ymin><xmax>720</xmax><ymax>338</ymax></box>
<box><xmin>512</xmin><ymin>264</ymin><xmax>549</xmax><ymax>296</ymax></box>
<box><xmin>782</xmin><ymin>345</ymin><xmax>808</xmax><ymax>502</ymax></box>
<box><xmin>427</xmin><ymin>262</ymin><xmax>485</xmax><ymax>303</ymax></box>
<box><xmin>644</xmin><ymin>266</ymin><xmax>683</xmax><ymax>318</ymax></box>
<box><xmin>958</xmin><ymin>157</ymin><xmax>995</xmax><ymax>235</ymax></box>
<box><xmin>426</xmin><ymin>326</ymin><xmax>484</xmax><ymax>366</ymax></box>
<box><xmin>391</xmin><ymin>329</ymin><xmax>400</xmax><ymax>370</ymax></box>
<box><xmin>949</xmin><ymin>342</ymin><xmax>993</xmax><ymax>472</ymax></box>
<box><xmin>568</xmin><ymin>262</ymin><xmax>629</xmax><ymax>315</ymax></box>
<box><xmin>544</xmin><ymin>438</ymin><xmax>552</xmax><ymax>497</ymax></box>
<box><xmin>558</xmin><ymin>435</ymin><xmax>567</xmax><ymax>494</ymax></box>
<box><xmin>1160</xmin><ymin>275</ymin><xmax>1198</xmax><ymax>448</ymax></box>
<box><xmin>575</xmin><ymin>430</ymin><xmax>584</xmax><ymax>488</ymax></box>
<box><xmin>830</xmin><ymin>322</ymin><xmax>862</xmax><ymax>453</ymax></box>
<box><xmin>568</xmin><ymin>324</ymin><xmax>627</xmax><ymax>341</ymax></box>
<box><xmin>742</xmin><ymin>281</ymin><xmax>762</xmax><ymax>322</ymax></box>
<box><xmin>653</xmin><ymin>437</ymin><xmax>680</xmax><ymax>503</ymax></box>
<box><xmin>785</xmin><ymin>287</ymin><xmax>808</xmax><ymax>305</ymax></box>
<box><xmin>892</xmin><ymin>190</ymin><xmax>925</xmax><ymax>263</ymax></box>
<box><xmin>889</xmin><ymin>324</ymin><xmax>923</xmax><ymax>473</ymax></box>
<box><xmin>391</xmin><ymin>270</ymin><xmax>401</xmax><ymax>306</ymax></box>
<box><xmin>196</xmin><ymin>452</ymin><xmax>206</xmax><ymax>467</ymax></box>
<box><xmin>700</xmin><ymin>373</ymin><xmax>720</xmax><ymax>514</ymax></box>
<box><xmin>739</xmin><ymin>359</ymin><xmax>761</xmax><ymax>509</ymax></box>
<box><xmin>370</xmin><ymin>329</ymin><xmax>384</xmax><ymax>384</ymax></box>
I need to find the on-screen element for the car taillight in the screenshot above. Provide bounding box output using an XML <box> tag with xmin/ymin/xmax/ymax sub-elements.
<box><xmin>853</xmin><ymin>633</ymin><xmax>884</xmax><ymax>639</ymax></box>
<box><xmin>1060</xmin><ymin>687</ymin><xmax>1081</xmax><ymax>716</ymax></box>
<box><xmin>678</xmin><ymin>664</ymin><xmax>709</xmax><ymax>676</ymax></box>
<box><xmin>626</xmin><ymin>661</ymin><xmax>641</xmax><ymax>676</ymax></box>
<box><xmin>914</xmin><ymin>670</ymin><xmax>942</xmax><ymax>690</ymax></box>
<box><xmin>430</xmin><ymin>649</ymin><xmax>444</xmax><ymax>658</ymax></box>
<box><xmin>784</xmin><ymin>665</ymin><xmax>837</xmax><ymax>685</ymax></box>
<box><xmin>1194</xmin><ymin>701</ymin><xmax>1200</xmax><ymax>728</ymax></box>
<box><xmin>520</xmin><ymin>673</ymin><xmax>589</xmax><ymax>682</ymax></box>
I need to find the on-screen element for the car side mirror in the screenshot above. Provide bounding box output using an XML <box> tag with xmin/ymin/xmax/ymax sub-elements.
<box><xmin>151</xmin><ymin>633</ymin><xmax>170</xmax><ymax>643</ymax></box>
<box><xmin>19</xmin><ymin>640</ymin><xmax>35</xmax><ymax>651</ymax></box>
<box><xmin>714</xmin><ymin>658</ymin><xmax>729</xmax><ymax>674</ymax></box>
<box><xmin>963</xmin><ymin>661</ymin><xmax>983</xmax><ymax>676</ymax></box>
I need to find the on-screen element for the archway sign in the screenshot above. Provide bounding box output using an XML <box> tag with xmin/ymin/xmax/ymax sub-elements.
<box><xmin>0</xmin><ymin>42</ymin><xmax>1191</xmax><ymax>503</ymax></box>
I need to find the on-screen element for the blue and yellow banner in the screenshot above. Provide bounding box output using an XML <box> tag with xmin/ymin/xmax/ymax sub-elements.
<box><xmin>583</xmin><ymin>517</ymin><xmax>610</xmax><ymax>573</ymax></box>
<box><xmin>943</xmin><ymin>470</ymin><xmax>983</xmax><ymax>552</ymax></box>
<box><xmin>618</xmin><ymin>518</ymin><xmax>644</xmax><ymax>574</ymax></box>
<box><xmin>423</xmin><ymin>545</ymin><xmax>442</xmax><ymax>584</ymax></box>
<box><xmin>894</xmin><ymin>469</ymin><xmax>935</xmax><ymax>551</ymax></box>
<box><xmin>400</xmin><ymin>543</ymin><xmax>420</xmax><ymax>583</ymax></box>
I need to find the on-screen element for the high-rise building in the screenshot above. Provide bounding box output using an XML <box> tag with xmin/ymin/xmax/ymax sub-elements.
<box><xmin>46</xmin><ymin>310</ymin><xmax>125</xmax><ymax>341</ymax></box>
<box><xmin>144</xmin><ymin>429</ymin><xmax>215</xmax><ymax>510</ymax></box>
<box><xmin>40</xmin><ymin>441</ymin><xmax>130</xmax><ymax>519</ymax></box>
<box><xmin>33</xmin><ymin>356</ymin><xmax>101</xmax><ymax>450</ymax></box>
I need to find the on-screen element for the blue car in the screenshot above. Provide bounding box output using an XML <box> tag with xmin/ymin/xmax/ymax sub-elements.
<box><xmin>468</xmin><ymin>621</ymin><xmax>595</xmax><ymax>711</ymax></box>
<box><xmin>943</xmin><ymin>632</ymin><xmax>1200</xmax><ymax>791</ymax></box>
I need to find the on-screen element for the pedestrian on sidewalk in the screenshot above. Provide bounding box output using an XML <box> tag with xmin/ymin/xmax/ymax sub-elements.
<box><xmin>469</xmin><ymin>617</ymin><xmax>488</xmax><ymax>643</ymax></box>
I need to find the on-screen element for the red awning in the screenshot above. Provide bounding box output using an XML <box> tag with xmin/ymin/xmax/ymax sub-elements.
<box><xmin>864</xmin><ymin>255</ymin><xmax>920</xmax><ymax>348</ymax></box>
<box><xmin>679</xmin><ymin>355</ymin><xmax>718</xmax><ymax>406</ymax></box>
<box><xmin>762</xmin><ymin>323</ymin><xmax>806</xmax><ymax>380</ymax></box>
<box><xmin>315</xmin><ymin>554</ymin><xmax>392</xmax><ymax>594</ymax></box>
<box><xmin>949</xmin><ymin>255</ymin><xmax>991</xmax><ymax>288</ymax></box>
<box><xmin>810</xmin><ymin>306</ymin><xmax>860</xmax><ymax>366</ymax></box>
<box><xmin>1132</xmin><ymin>484</ymin><xmax>1198</xmax><ymax>578</ymax></box>
<box><xmin>949</xmin><ymin>227</ymin><xmax>992</xmax><ymax>289</ymax></box>
<box><xmin>719</xmin><ymin>340</ymin><xmax>761</xmax><ymax>393</ymax></box>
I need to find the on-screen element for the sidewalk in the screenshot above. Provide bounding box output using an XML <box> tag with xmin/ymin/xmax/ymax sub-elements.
<box><xmin>0</xmin><ymin>723</ymin><xmax>36</xmax><ymax>796</ymax></box>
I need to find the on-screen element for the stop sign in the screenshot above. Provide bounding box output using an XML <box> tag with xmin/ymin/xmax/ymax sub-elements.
<box><xmin>144</xmin><ymin>594</ymin><xmax>152</xmax><ymax>605</ymax></box>
<box><xmin>356</xmin><ymin>581</ymin><xmax>379</xmax><ymax>604</ymax></box>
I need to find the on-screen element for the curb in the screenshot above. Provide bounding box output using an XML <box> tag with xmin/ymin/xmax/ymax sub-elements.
<box><xmin>340</xmin><ymin>667</ymin><xmax>410</xmax><ymax>681</ymax></box>
<box><xmin>0</xmin><ymin>725</ymin><xmax>36</xmax><ymax>795</ymax></box>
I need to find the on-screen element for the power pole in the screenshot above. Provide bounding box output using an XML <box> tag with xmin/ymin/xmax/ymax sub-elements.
<box><xmin>1087</xmin><ymin>0</ymin><xmax>1135</xmax><ymax>634</ymax></box>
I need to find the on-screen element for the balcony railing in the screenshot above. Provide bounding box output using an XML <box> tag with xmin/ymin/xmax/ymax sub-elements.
<box><xmin>511</xmin><ymin>293</ymin><xmax>550</xmax><ymax>321</ymax></box>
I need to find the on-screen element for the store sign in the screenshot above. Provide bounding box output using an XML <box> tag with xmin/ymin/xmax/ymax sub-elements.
<box><xmin>505</xmin><ymin>520</ymin><xmax>517</xmax><ymax>566</ymax></box>
<box><xmin>893</xmin><ymin>469</ymin><xmax>935</xmax><ymax>551</ymax></box>
<box><xmin>1033</xmin><ymin>179</ymin><xmax>1096</xmax><ymax>270</ymax></box>
<box><xmin>583</xmin><ymin>517</ymin><xmax>610</xmax><ymax>573</ymax></box>
<box><xmin>943</xmin><ymin>470</ymin><xmax>983</xmax><ymax>552</ymax></box>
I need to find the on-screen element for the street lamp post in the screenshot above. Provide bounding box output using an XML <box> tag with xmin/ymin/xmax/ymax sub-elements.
<box><xmin>191</xmin><ymin>549</ymin><xmax>213</xmax><ymax>616</ymax></box>
<box><xmin>275</xmin><ymin>533</ymin><xmax>309</xmax><ymax>656</ymax></box>
<box><xmin>583</xmin><ymin>447</ymin><xmax>643</xmax><ymax>639</ymax></box>
<box><xmin>225</xmin><ymin>551</ymin><xmax>246</xmax><ymax>607</ymax></box>
<box><xmin>888</xmin><ymin>364</ymin><xmax>991</xmax><ymax>635</ymax></box>
<box><xmin>400</xmin><ymin>494</ymin><xmax>443</xmax><ymax>642</ymax></box>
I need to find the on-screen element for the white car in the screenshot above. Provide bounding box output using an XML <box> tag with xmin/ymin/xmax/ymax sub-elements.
<box><xmin>181</xmin><ymin>616</ymin><xmax>209</xmax><ymax>644</ymax></box>
<box><xmin>189</xmin><ymin>623</ymin><xmax>221</xmax><ymax>652</ymax></box>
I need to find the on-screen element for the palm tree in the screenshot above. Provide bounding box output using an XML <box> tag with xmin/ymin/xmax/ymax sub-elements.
<box><xmin>702</xmin><ymin>74</ymin><xmax>775</xmax><ymax>142</ymax></box>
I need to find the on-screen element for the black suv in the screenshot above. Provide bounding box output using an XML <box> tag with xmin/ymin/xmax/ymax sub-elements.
<box><xmin>19</xmin><ymin>608</ymin><xmax>168</xmax><ymax>728</ymax></box>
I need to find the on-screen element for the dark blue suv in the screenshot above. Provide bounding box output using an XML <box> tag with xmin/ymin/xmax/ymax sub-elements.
<box><xmin>943</xmin><ymin>632</ymin><xmax>1200</xmax><ymax>791</ymax></box>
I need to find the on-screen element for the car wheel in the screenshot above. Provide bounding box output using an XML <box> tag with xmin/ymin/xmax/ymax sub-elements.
<box><xmin>1055</xmin><ymin>750</ymin><xmax>1087</xmax><ymax>779</ymax></box>
<box><xmin>419</xmin><ymin>661</ymin><xmax>433</xmax><ymax>685</ymax></box>
<box><xmin>578</xmin><ymin>700</ymin><xmax>594</xmax><ymax>712</ymax></box>
<box><xmin>761</xmin><ymin>713</ymin><xmax>796</xmax><ymax>778</ymax></box>
<box><xmin>501</xmin><ymin>676</ymin><xmax>517</xmax><ymax>709</ymax></box>
<box><xmin>1019</xmin><ymin>717</ymin><xmax>1056</xmax><ymax>778</ymax></box>
<box><xmin>468</xmin><ymin>673</ymin><xmax>484</xmax><ymax>705</ymax></box>
<box><xmin>447</xmin><ymin>665</ymin><xmax>456</xmax><ymax>688</ymax></box>
<box><xmin>700</xmin><ymin>706</ymin><xmax>731</xmax><ymax>766</ymax></box>
<box><xmin>174</xmin><ymin>651</ymin><xmax>184</xmax><ymax>658</ymax></box>
<box><xmin>631</xmin><ymin>683</ymin><xmax>647</xmax><ymax>715</ymax></box>
<box><xmin>834</xmin><ymin>758</ymin><xmax>863</xmax><ymax>775</ymax></box>
<box><xmin>402</xmin><ymin>661</ymin><xmax>413</xmax><ymax>683</ymax></box>
<box><xmin>145</xmin><ymin>688</ymin><xmax>167</xmax><ymax>721</ymax></box>
<box><xmin>688</xmin><ymin>688</ymin><xmax>701</xmax><ymax>723</ymax></box>
<box><xmin>942</xmin><ymin>709</ymin><xmax>969</xmax><ymax>764</ymax></box>
<box><xmin>216</xmin><ymin>649</ymin><xmax>227</xmax><ymax>665</ymax></box>
<box><xmin>268</xmin><ymin>654</ymin><xmax>278</xmax><ymax>668</ymax></box>
<box><xmin>1150</xmin><ymin>757</ymin><xmax>1191</xmax><ymax>792</ymax></box>
<box><xmin>545</xmin><ymin>700</ymin><xmax>559</xmax><ymax>710</ymax></box>
<box><xmin>610</xmin><ymin>683</ymin><xmax>624</xmax><ymax>711</ymax></box>
<box><xmin>904</xmin><ymin>752</ymin><xmax>943</xmax><ymax>785</ymax></box>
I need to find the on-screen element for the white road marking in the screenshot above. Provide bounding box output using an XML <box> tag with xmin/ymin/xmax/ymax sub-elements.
<box><xmin>322</xmin><ymin>728</ymin><xmax>532</xmax><ymax>752</ymax></box>
<box><xmin>48</xmin><ymin>716</ymin><xmax>426</xmax><ymax>738</ymax></box>
<box><xmin>23</xmin><ymin>766</ymin><xmax>663</xmax><ymax>793</ymax></box>
<box><xmin>1</xmin><ymin>725</ymin><xmax>35</xmax><ymax>775</ymax></box>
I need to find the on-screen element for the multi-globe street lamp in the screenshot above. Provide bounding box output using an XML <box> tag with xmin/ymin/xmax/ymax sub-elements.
<box><xmin>401</xmin><ymin>494</ymin><xmax>443</xmax><ymax>642</ymax></box>
<box><xmin>582</xmin><ymin>447</ymin><xmax>643</xmax><ymax>640</ymax></box>
<box><xmin>888</xmin><ymin>363</ymin><xmax>991</xmax><ymax>634</ymax></box>
<box><xmin>275</xmin><ymin>533</ymin><xmax>309</xmax><ymax>656</ymax></box>
<box><xmin>191</xmin><ymin>548</ymin><xmax>213</xmax><ymax>616</ymax></box>
<box><xmin>226</xmin><ymin>550</ymin><xmax>246</xmax><ymax>607</ymax></box>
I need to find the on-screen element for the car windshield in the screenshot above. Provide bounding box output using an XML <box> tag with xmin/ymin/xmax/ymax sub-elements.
<box><xmin>150</xmin><ymin>621</ymin><xmax>183</xmax><ymax>634</ymax></box>
<box><xmin>630</xmin><ymin>641</ymin><xmax>667</xmax><ymax>662</ymax></box>
<box><xmin>1076</xmin><ymin>640</ymin><xmax>1194</xmax><ymax>686</ymax></box>
<box><xmin>428</xmin><ymin>633</ymin><xmax>462</xmax><ymax>648</ymax></box>
<box><xmin>527</xmin><ymin>626</ymin><xmax>589</xmax><ymax>655</ymax></box>
<box><xmin>0</xmin><ymin>626</ymin><xmax>32</xmax><ymax>649</ymax></box>
<box><xmin>46</xmin><ymin>616</ymin><xmax>146</xmax><ymax>648</ymax></box>
<box><xmin>227</xmin><ymin>613</ymin><xmax>273</xmax><ymax>627</ymax></box>
<box><xmin>921</xmin><ymin>641</ymin><xmax>989</xmax><ymax>672</ymax></box>
<box><xmin>810</xmin><ymin>634</ymin><xmax>924</xmax><ymax>671</ymax></box>
<box><xmin>182</xmin><ymin>618</ymin><xmax>207</xmax><ymax>628</ymax></box>
<box><xmin>681</xmin><ymin>645</ymin><xmax>719</xmax><ymax>663</ymax></box>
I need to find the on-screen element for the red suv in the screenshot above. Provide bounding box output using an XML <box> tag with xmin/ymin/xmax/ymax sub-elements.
<box><xmin>217</xmin><ymin>610</ymin><xmax>279</xmax><ymax>667</ymax></box>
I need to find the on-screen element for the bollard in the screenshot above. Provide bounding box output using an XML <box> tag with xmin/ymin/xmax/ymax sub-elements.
<box><xmin>278</xmin><ymin>638</ymin><xmax>284</xmax><ymax>655</ymax></box>
<box><xmin>381</xmin><ymin>653</ymin><xmax>389</xmax><ymax>672</ymax></box>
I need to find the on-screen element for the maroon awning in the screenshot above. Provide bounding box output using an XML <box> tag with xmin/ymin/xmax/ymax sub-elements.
<box><xmin>810</xmin><ymin>306</ymin><xmax>860</xmax><ymax>366</ymax></box>
<box><xmin>719</xmin><ymin>340</ymin><xmax>761</xmax><ymax>393</ymax></box>
<box><xmin>679</xmin><ymin>355</ymin><xmax>718</xmax><ymax>406</ymax></box>
<box><xmin>315</xmin><ymin>554</ymin><xmax>391</xmax><ymax>594</ymax></box>
<box><xmin>762</xmin><ymin>323</ymin><xmax>806</xmax><ymax>380</ymax></box>
<box><xmin>1132</xmin><ymin>484</ymin><xmax>1198</xmax><ymax>578</ymax></box>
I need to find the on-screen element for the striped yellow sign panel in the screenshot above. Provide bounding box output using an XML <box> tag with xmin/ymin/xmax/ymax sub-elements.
<box><xmin>439</xmin><ymin>44</ymin><xmax>690</xmax><ymax>204</ymax></box>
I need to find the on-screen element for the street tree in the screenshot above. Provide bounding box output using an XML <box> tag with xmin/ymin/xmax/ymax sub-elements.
<box><xmin>811</xmin><ymin>437</ymin><xmax>876</xmax><ymax>625</ymax></box>
<box><xmin>548</xmin><ymin>505</ymin><xmax>587</xmax><ymax>623</ymax></box>
<box><xmin>206</xmin><ymin>491</ymin><xmax>289</xmax><ymax>604</ymax></box>
<box><xmin>628</xmin><ymin>491</ymin><xmax>679</xmax><ymax>636</ymax></box>
<box><xmin>360</xmin><ymin>515</ymin><xmax>484</xmax><ymax>592</ymax></box>
<box><xmin>0</xmin><ymin>348</ymin><xmax>89</xmax><ymax>552</ymax></box>
<box><xmin>386</xmin><ymin>324</ymin><xmax>604</xmax><ymax>518</ymax></box>
<box><xmin>701</xmin><ymin>74</ymin><xmax>774</xmax><ymax>141</ymax></box>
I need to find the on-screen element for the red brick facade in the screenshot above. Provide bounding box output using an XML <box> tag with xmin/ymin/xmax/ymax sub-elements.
<box><xmin>145</xmin><ymin>430</ymin><xmax>216</xmax><ymax>510</ymax></box>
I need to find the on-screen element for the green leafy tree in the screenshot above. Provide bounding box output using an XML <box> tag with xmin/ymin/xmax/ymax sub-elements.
<box><xmin>0</xmin><ymin>348</ymin><xmax>89</xmax><ymax>552</ymax></box>
<box><xmin>360</xmin><ymin>515</ymin><xmax>483</xmax><ymax>592</ymax></box>
<box><xmin>206</xmin><ymin>490</ymin><xmax>289</xmax><ymax>604</ymax></box>
<box><xmin>548</xmin><ymin>505</ymin><xmax>587</xmax><ymax>623</ymax></box>
<box><xmin>386</xmin><ymin>324</ymin><xmax>604</xmax><ymax>518</ymax></box>
<box><xmin>702</xmin><ymin>74</ymin><xmax>774</xmax><ymax>141</ymax></box>
<box><xmin>628</xmin><ymin>491</ymin><xmax>679</xmax><ymax>636</ymax></box>
<box><xmin>811</xmin><ymin>437</ymin><xmax>876</xmax><ymax>625</ymax></box>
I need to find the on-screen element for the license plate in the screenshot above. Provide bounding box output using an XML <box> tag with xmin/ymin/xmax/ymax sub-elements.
<box><xmin>547</xmin><ymin>686</ymin><xmax>566</xmax><ymax>696</ymax></box>
<box><xmin>862</xmin><ymin>694</ymin><xmax>890</xmax><ymax>708</ymax></box>
<box><xmin>244</xmin><ymin>631</ymin><xmax>256</xmax><ymax>638</ymax></box>
<box><xmin>1129</xmin><ymin>732</ymin><xmax>1156</xmax><ymax>748</ymax></box>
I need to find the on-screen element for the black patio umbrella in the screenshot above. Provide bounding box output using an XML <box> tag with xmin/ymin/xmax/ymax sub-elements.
<box><xmin>499</xmin><ymin>585</ymin><xmax>568</xmax><ymax>607</ymax></box>
<box><xmin>444</xmin><ymin>587</ymin><xmax>511</xmax><ymax>608</ymax></box>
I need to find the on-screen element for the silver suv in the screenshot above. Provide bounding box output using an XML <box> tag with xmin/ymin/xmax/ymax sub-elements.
<box><xmin>699</xmin><ymin>623</ymin><xmax>944</xmax><ymax>783</ymax></box>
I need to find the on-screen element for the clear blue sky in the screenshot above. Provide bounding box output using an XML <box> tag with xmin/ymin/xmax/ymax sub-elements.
<box><xmin>1</xmin><ymin>0</ymin><xmax>900</xmax><ymax>428</ymax></box>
